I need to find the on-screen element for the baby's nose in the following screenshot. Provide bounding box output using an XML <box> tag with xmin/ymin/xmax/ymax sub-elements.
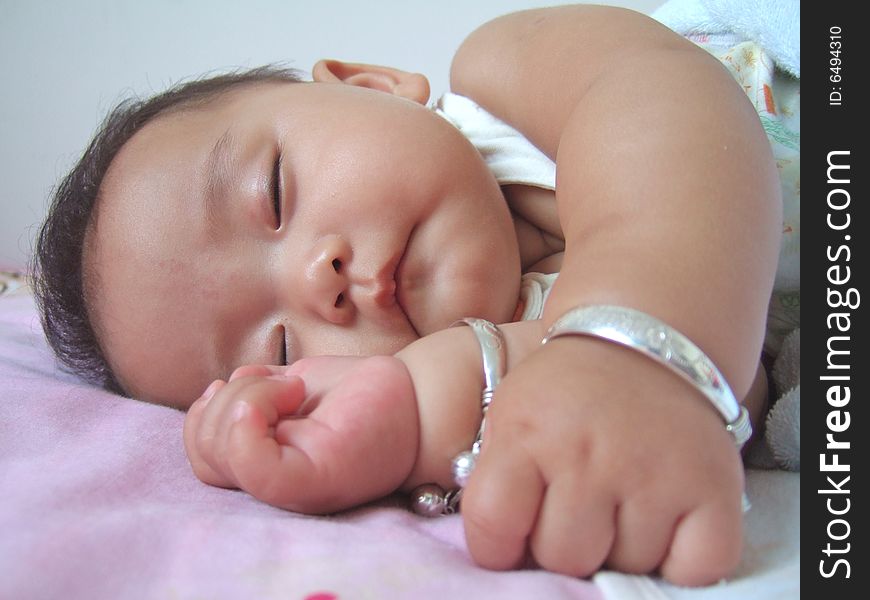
<box><xmin>300</xmin><ymin>235</ymin><xmax>353</xmax><ymax>324</ymax></box>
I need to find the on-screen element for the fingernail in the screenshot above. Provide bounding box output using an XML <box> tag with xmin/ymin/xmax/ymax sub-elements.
<box><xmin>202</xmin><ymin>380</ymin><xmax>222</xmax><ymax>402</ymax></box>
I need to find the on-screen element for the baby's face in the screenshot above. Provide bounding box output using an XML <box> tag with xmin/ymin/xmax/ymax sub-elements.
<box><xmin>86</xmin><ymin>81</ymin><xmax>521</xmax><ymax>407</ymax></box>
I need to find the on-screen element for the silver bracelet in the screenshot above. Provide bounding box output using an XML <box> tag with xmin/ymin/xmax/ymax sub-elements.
<box><xmin>543</xmin><ymin>305</ymin><xmax>752</xmax><ymax>449</ymax></box>
<box><xmin>544</xmin><ymin>305</ymin><xmax>752</xmax><ymax>513</ymax></box>
<box><xmin>410</xmin><ymin>318</ymin><xmax>506</xmax><ymax>517</ymax></box>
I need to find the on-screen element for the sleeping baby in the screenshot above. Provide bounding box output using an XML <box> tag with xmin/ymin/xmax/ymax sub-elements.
<box><xmin>33</xmin><ymin>5</ymin><xmax>797</xmax><ymax>586</ymax></box>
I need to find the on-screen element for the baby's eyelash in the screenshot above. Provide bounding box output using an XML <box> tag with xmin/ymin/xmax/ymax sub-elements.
<box><xmin>271</xmin><ymin>151</ymin><xmax>283</xmax><ymax>229</ymax></box>
<box><xmin>279</xmin><ymin>326</ymin><xmax>288</xmax><ymax>366</ymax></box>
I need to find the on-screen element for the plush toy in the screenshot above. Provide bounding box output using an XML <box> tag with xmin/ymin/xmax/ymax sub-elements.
<box><xmin>767</xmin><ymin>328</ymin><xmax>800</xmax><ymax>470</ymax></box>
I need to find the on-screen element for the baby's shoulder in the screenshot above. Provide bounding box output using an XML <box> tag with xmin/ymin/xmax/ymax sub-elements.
<box><xmin>450</xmin><ymin>5</ymin><xmax>687</xmax><ymax>157</ymax></box>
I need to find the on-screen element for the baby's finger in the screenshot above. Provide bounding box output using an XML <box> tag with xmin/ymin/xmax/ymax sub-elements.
<box><xmin>195</xmin><ymin>378</ymin><xmax>249</xmax><ymax>478</ymax></box>
<box><xmin>659</xmin><ymin>500</ymin><xmax>743</xmax><ymax>586</ymax></box>
<box><xmin>283</xmin><ymin>356</ymin><xmax>371</xmax><ymax>398</ymax></box>
<box><xmin>462</xmin><ymin>444</ymin><xmax>545</xmax><ymax>571</ymax></box>
<box><xmin>223</xmin><ymin>382</ymin><xmax>324</xmax><ymax>511</ymax></box>
<box><xmin>529</xmin><ymin>476</ymin><xmax>616</xmax><ymax>577</ymax></box>
<box><xmin>605</xmin><ymin>492</ymin><xmax>678</xmax><ymax>575</ymax></box>
<box><xmin>229</xmin><ymin>364</ymin><xmax>283</xmax><ymax>382</ymax></box>
<box><xmin>184</xmin><ymin>380</ymin><xmax>232</xmax><ymax>487</ymax></box>
<box><xmin>211</xmin><ymin>376</ymin><xmax>306</xmax><ymax>477</ymax></box>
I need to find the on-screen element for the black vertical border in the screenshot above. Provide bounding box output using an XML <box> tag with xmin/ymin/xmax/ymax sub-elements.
<box><xmin>804</xmin><ymin>3</ymin><xmax>866</xmax><ymax>596</ymax></box>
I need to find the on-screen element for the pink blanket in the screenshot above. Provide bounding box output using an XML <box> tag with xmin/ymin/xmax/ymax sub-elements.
<box><xmin>0</xmin><ymin>285</ymin><xmax>601</xmax><ymax>599</ymax></box>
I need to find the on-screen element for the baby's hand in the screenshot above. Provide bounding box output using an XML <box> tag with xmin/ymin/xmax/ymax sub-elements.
<box><xmin>460</xmin><ymin>337</ymin><xmax>745</xmax><ymax>586</ymax></box>
<box><xmin>183</xmin><ymin>355</ymin><xmax>419</xmax><ymax>514</ymax></box>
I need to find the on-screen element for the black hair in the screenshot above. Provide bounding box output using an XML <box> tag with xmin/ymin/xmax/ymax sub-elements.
<box><xmin>31</xmin><ymin>65</ymin><xmax>306</xmax><ymax>394</ymax></box>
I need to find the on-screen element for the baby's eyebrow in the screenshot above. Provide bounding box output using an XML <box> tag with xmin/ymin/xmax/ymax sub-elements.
<box><xmin>202</xmin><ymin>127</ymin><xmax>238</xmax><ymax>237</ymax></box>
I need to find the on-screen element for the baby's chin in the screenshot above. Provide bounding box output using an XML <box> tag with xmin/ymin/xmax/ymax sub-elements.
<box><xmin>406</xmin><ymin>283</ymin><xmax>517</xmax><ymax>339</ymax></box>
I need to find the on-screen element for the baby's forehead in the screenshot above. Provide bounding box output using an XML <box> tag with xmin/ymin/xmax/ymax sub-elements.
<box><xmin>103</xmin><ymin>100</ymin><xmax>233</xmax><ymax>189</ymax></box>
<box><xmin>91</xmin><ymin>94</ymin><xmax>238</xmax><ymax>265</ymax></box>
<box><xmin>96</xmin><ymin>81</ymin><xmax>310</xmax><ymax>243</ymax></box>
<box><xmin>170</xmin><ymin>79</ymin><xmax>302</xmax><ymax>123</ymax></box>
<box><xmin>116</xmin><ymin>81</ymin><xmax>302</xmax><ymax>169</ymax></box>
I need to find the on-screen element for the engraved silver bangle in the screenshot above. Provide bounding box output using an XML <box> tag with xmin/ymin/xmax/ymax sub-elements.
<box><xmin>449</xmin><ymin>318</ymin><xmax>506</xmax><ymax>486</ymax></box>
<box><xmin>542</xmin><ymin>305</ymin><xmax>753</xmax><ymax>449</ymax></box>
<box><xmin>410</xmin><ymin>318</ymin><xmax>506</xmax><ymax>517</ymax></box>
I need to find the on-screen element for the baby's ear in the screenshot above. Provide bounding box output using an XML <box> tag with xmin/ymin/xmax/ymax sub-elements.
<box><xmin>311</xmin><ymin>59</ymin><xmax>430</xmax><ymax>104</ymax></box>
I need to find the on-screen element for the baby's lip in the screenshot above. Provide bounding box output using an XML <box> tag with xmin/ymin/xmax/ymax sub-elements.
<box><xmin>372</xmin><ymin>263</ymin><xmax>398</xmax><ymax>309</ymax></box>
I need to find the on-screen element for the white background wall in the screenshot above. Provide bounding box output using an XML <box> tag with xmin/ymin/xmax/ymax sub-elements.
<box><xmin>0</xmin><ymin>0</ymin><xmax>662</xmax><ymax>270</ymax></box>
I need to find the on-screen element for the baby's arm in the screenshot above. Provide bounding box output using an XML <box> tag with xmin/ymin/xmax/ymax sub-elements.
<box><xmin>451</xmin><ymin>6</ymin><xmax>780</xmax><ymax>383</ymax></box>
<box><xmin>448</xmin><ymin>6</ymin><xmax>782</xmax><ymax>585</ymax></box>
<box><xmin>395</xmin><ymin>320</ymin><xmax>545</xmax><ymax>492</ymax></box>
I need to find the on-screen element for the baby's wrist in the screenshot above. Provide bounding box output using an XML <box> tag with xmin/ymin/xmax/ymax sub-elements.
<box><xmin>543</xmin><ymin>305</ymin><xmax>751</xmax><ymax>448</ymax></box>
<box><xmin>395</xmin><ymin>319</ymin><xmax>546</xmax><ymax>493</ymax></box>
<box><xmin>395</xmin><ymin>327</ymin><xmax>484</xmax><ymax>492</ymax></box>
